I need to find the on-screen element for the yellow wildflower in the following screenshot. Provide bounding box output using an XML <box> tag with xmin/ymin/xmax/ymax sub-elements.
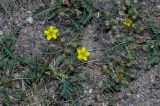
<box><xmin>44</xmin><ymin>26</ymin><xmax>58</xmax><ymax>40</ymax></box>
<box><xmin>123</xmin><ymin>18</ymin><xmax>133</xmax><ymax>27</ymax></box>
<box><xmin>77</xmin><ymin>47</ymin><xmax>90</xmax><ymax>61</ymax></box>
<box><xmin>116</xmin><ymin>73</ymin><xmax>125</xmax><ymax>82</ymax></box>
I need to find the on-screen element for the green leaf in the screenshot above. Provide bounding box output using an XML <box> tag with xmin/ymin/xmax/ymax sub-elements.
<box><xmin>82</xmin><ymin>11</ymin><xmax>92</xmax><ymax>25</ymax></box>
<box><xmin>55</xmin><ymin>54</ymin><xmax>66</xmax><ymax>66</ymax></box>
<box><xmin>148</xmin><ymin>22</ymin><xmax>160</xmax><ymax>35</ymax></box>
<box><xmin>125</xmin><ymin>0</ymin><xmax>131</xmax><ymax>7</ymax></box>
<box><xmin>53</xmin><ymin>70</ymin><xmax>69</xmax><ymax>81</ymax></box>
<box><xmin>148</xmin><ymin>55</ymin><xmax>160</xmax><ymax>65</ymax></box>
<box><xmin>60</xmin><ymin>81</ymin><xmax>70</xmax><ymax>97</ymax></box>
<box><xmin>117</xmin><ymin>35</ymin><xmax>135</xmax><ymax>43</ymax></box>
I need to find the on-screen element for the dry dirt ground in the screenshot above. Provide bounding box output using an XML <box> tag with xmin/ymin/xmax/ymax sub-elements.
<box><xmin>0</xmin><ymin>0</ymin><xmax>160</xmax><ymax>106</ymax></box>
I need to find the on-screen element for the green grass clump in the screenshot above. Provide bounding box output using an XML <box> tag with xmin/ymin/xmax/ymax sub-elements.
<box><xmin>33</xmin><ymin>0</ymin><xmax>108</xmax><ymax>34</ymax></box>
<box><xmin>0</xmin><ymin>34</ymin><xmax>86</xmax><ymax>105</ymax></box>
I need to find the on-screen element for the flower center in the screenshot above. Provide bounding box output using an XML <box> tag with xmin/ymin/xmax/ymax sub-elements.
<box><xmin>81</xmin><ymin>51</ymin><xmax>87</xmax><ymax>56</ymax></box>
<box><xmin>49</xmin><ymin>31</ymin><xmax>55</xmax><ymax>35</ymax></box>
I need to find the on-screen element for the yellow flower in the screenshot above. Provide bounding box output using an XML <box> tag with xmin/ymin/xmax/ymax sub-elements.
<box><xmin>123</xmin><ymin>18</ymin><xmax>133</xmax><ymax>27</ymax></box>
<box><xmin>77</xmin><ymin>47</ymin><xmax>90</xmax><ymax>61</ymax></box>
<box><xmin>116</xmin><ymin>73</ymin><xmax>125</xmax><ymax>82</ymax></box>
<box><xmin>44</xmin><ymin>26</ymin><xmax>58</xmax><ymax>40</ymax></box>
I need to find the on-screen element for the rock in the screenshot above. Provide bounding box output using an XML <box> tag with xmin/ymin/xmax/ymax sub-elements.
<box><xmin>0</xmin><ymin>31</ymin><xmax>3</xmax><ymax>35</ymax></box>
<box><xmin>26</xmin><ymin>17</ymin><xmax>33</xmax><ymax>24</ymax></box>
<box><xmin>142</xmin><ymin>2</ymin><xmax>146</xmax><ymax>5</ymax></box>
<box><xmin>27</xmin><ymin>10</ymin><xmax>32</xmax><ymax>14</ymax></box>
<box><xmin>137</xmin><ymin>94</ymin><xmax>140</xmax><ymax>97</ymax></box>
<box><xmin>157</xmin><ymin>5</ymin><xmax>160</xmax><ymax>9</ymax></box>
<box><xmin>89</xmin><ymin>88</ymin><xmax>93</xmax><ymax>93</ymax></box>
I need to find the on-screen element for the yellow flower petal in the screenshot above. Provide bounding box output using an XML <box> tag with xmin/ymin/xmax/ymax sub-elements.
<box><xmin>44</xmin><ymin>30</ymin><xmax>49</xmax><ymax>35</ymax></box>
<box><xmin>82</xmin><ymin>47</ymin><xmax>86</xmax><ymax>52</ymax></box>
<box><xmin>49</xmin><ymin>26</ymin><xmax>54</xmax><ymax>31</ymax></box>
<box><xmin>52</xmin><ymin>34</ymin><xmax>57</xmax><ymax>39</ymax></box>
<box><xmin>82</xmin><ymin>57</ymin><xmax>88</xmax><ymax>61</ymax></box>
<box><xmin>44</xmin><ymin>26</ymin><xmax>59</xmax><ymax>40</ymax></box>
<box><xmin>78</xmin><ymin>55</ymin><xmax>82</xmax><ymax>60</ymax></box>
<box><xmin>123</xmin><ymin>18</ymin><xmax>132</xmax><ymax>27</ymax></box>
<box><xmin>77</xmin><ymin>49</ymin><xmax>81</xmax><ymax>54</ymax></box>
<box><xmin>47</xmin><ymin>36</ymin><xmax>52</xmax><ymax>40</ymax></box>
<box><xmin>53</xmin><ymin>29</ymin><xmax>58</xmax><ymax>33</ymax></box>
<box><xmin>77</xmin><ymin>47</ymin><xmax>90</xmax><ymax>61</ymax></box>
<box><xmin>86</xmin><ymin>52</ymin><xmax>90</xmax><ymax>56</ymax></box>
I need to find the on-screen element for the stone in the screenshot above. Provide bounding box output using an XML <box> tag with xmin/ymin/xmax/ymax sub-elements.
<box><xmin>89</xmin><ymin>88</ymin><xmax>93</xmax><ymax>93</ymax></box>
<box><xmin>26</xmin><ymin>17</ymin><xmax>33</xmax><ymax>24</ymax></box>
<box><xmin>0</xmin><ymin>31</ymin><xmax>3</xmax><ymax>35</ymax></box>
<box><xmin>157</xmin><ymin>5</ymin><xmax>160</xmax><ymax>9</ymax></box>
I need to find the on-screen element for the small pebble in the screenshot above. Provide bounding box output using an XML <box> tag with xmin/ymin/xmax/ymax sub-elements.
<box><xmin>105</xmin><ymin>20</ymin><xmax>110</xmax><ymax>26</ymax></box>
<box><xmin>15</xmin><ymin>21</ymin><xmax>19</xmax><ymax>24</ymax></box>
<box><xmin>27</xmin><ymin>10</ymin><xmax>32</xmax><ymax>14</ymax></box>
<box><xmin>26</xmin><ymin>17</ymin><xmax>33</xmax><ymax>24</ymax></box>
<box><xmin>89</xmin><ymin>88</ymin><xmax>93</xmax><ymax>93</ymax></box>
<box><xmin>0</xmin><ymin>31</ymin><xmax>3</xmax><ymax>35</ymax></box>
<box><xmin>157</xmin><ymin>5</ymin><xmax>160</xmax><ymax>9</ymax></box>
<box><xmin>127</xmin><ymin>93</ymin><xmax>131</xmax><ymax>96</ymax></box>
<box><xmin>150</xmin><ymin>76</ymin><xmax>154</xmax><ymax>82</ymax></box>
<box><xmin>116</xmin><ymin>1</ymin><xmax>121</xmax><ymax>5</ymax></box>
<box><xmin>142</xmin><ymin>2</ymin><xmax>145</xmax><ymax>5</ymax></box>
<box><xmin>137</xmin><ymin>94</ymin><xmax>140</xmax><ymax>97</ymax></box>
<box><xmin>119</xmin><ymin>11</ymin><xmax>125</xmax><ymax>16</ymax></box>
<box><xmin>84</xmin><ymin>90</ymin><xmax>88</xmax><ymax>93</ymax></box>
<box><xmin>129</xmin><ymin>103</ymin><xmax>134</xmax><ymax>106</ymax></box>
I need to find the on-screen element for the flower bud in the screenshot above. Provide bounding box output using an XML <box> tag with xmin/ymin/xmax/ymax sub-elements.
<box><xmin>69</xmin><ymin>65</ymin><xmax>74</xmax><ymax>71</ymax></box>
<box><xmin>126</xmin><ymin>63</ymin><xmax>133</xmax><ymax>68</ymax></box>
<box><xmin>64</xmin><ymin>48</ymin><xmax>70</xmax><ymax>54</ymax></box>
<box><xmin>60</xmin><ymin>38</ymin><xmax>65</xmax><ymax>42</ymax></box>
<box><xmin>102</xmin><ymin>65</ymin><xmax>109</xmax><ymax>73</ymax></box>
<box><xmin>132</xmin><ymin>15</ymin><xmax>137</xmax><ymax>20</ymax></box>
<box><xmin>71</xmin><ymin>43</ymin><xmax>77</xmax><ymax>48</ymax></box>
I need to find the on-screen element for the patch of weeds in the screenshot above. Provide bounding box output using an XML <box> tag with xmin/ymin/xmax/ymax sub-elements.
<box><xmin>43</xmin><ymin>45</ymin><xmax>86</xmax><ymax>105</ymax></box>
<box><xmin>19</xmin><ymin>24</ymin><xmax>90</xmax><ymax>105</ymax></box>
<box><xmin>0</xmin><ymin>35</ymin><xmax>16</xmax><ymax>57</ymax></box>
<box><xmin>142</xmin><ymin>38</ymin><xmax>160</xmax><ymax>65</ymax></box>
<box><xmin>0</xmin><ymin>35</ymin><xmax>25</xmax><ymax>105</ymax></box>
<box><xmin>131</xmin><ymin>21</ymin><xmax>145</xmax><ymax>33</ymax></box>
<box><xmin>33</xmin><ymin>0</ymin><xmax>108</xmax><ymax>34</ymax></box>
<box><xmin>101</xmin><ymin>35</ymin><xmax>137</xmax><ymax>92</ymax></box>
<box><xmin>0</xmin><ymin>87</ymin><xmax>25</xmax><ymax>105</ymax></box>
<box><xmin>138</xmin><ymin>22</ymin><xmax>160</xmax><ymax>65</ymax></box>
<box><xmin>59</xmin><ymin>80</ymin><xmax>84</xmax><ymax>105</ymax></box>
<box><xmin>0</xmin><ymin>36</ymin><xmax>45</xmax><ymax>104</ymax></box>
<box><xmin>0</xmin><ymin>33</ymin><xmax>86</xmax><ymax>105</ymax></box>
<box><xmin>125</xmin><ymin>0</ymin><xmax>138</xmax><ymax>15</ymax></box>
<box><xmin>148</xmin><ymin>22</ymin><xmax>160</xmax><ymax>35</ymax></box>
<box><xmin>100</xmin><ymin>28</ymin><xmax>159</xmax><ymax>99</ymax></box>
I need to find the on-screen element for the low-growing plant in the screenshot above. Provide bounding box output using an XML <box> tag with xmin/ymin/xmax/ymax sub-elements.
<box><xmin>33</xmin><ymin>0</ymin><xmax>108</xmax><ymax>34</ymax></box>
<box><xmin>102</xmin><ymin>35</ymin><xmax>137</xmax><ymax>88</ymax></box>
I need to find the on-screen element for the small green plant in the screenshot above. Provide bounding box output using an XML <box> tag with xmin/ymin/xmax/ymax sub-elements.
<box><xmin>0</xmin><ymin>33</ymin><xmax>87</xmax><ymax>105</ymax></box>
<box><xmin>33</xmin><ymin>0</ymin><xmax>108</xmax><ymax>34</ymax></box>
<box><xmin>148</xmin><ymin>22</ymin><xmax>160</xmax><ymax>35</ymax></box>
<box><xmin>101</xmin><ymin>35</ymin><xmax>137</xmax><ymax>93</ymax></box>
<box><xmin>142</xmin><ymin>39</ymin><xmax>160</xmax><ymax>65</ymax></box>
